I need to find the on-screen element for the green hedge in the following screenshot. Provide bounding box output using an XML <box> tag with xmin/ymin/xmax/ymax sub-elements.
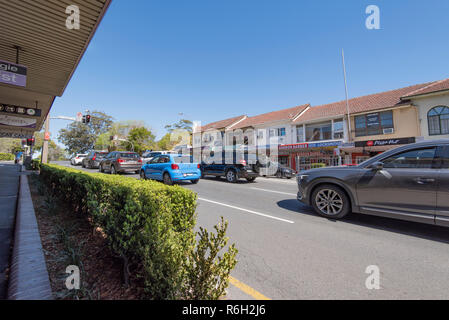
<box><xmin>0</xmin><ymin>153</ymin><xmax>14</xmax><ymax>161</ymax></box>
<box><xmin>39</xmin><ymin>164</ymin><xmax>237</xmax><ymax>299</ymax></box>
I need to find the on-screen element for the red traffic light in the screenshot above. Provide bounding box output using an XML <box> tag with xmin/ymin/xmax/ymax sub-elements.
<box><xmin>86</xmin><ymin>115</ymin><xmax>91</xmax><ymax>123</ymax></box>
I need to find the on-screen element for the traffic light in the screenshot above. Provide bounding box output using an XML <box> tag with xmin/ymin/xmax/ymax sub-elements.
<box><xmin>86</xmin><ymin>115</ymin><xmax>91</xmax><ymax>123</ymax></box>
<box><xmin>26</xmin><ymin>138</ymin><xmax>35</xmax><ymax>146</ymax></box>
<box><xmin>82</xmin><ymin>115</ymin><xmax>86</xmax><ymax>123</ymax></box>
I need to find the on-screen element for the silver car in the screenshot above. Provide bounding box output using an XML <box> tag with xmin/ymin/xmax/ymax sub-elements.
<box><xmin>297</xmin><ymin>139</ymin><xmax>449</xmax><ymax>227</ymax></box>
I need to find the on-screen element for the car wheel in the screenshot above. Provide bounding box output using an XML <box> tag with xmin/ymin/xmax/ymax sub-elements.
<box><xmin>140</xmin><ymin>170</ymin><xmax>146</xmax><ymax>180</ymax></box>
<box><xmin>99</xmin><ymin>164</ymin><xmax>104</xmax><ymax>173</ymax></box>
<box><xmin>163</xmin><ymin>173</ymin><xmax>173</xmax><ymax>185</ymax></box>
<box><xmin>246</xmin><ymin>177</ymin><xmax>256</xmax><ymax>183</ymax></box>
<box><xmin>286</xmin><ymin>176</ymin><xmax>292</xmax><ymax>179</ymax></box>
<box><xmin>311</xmin><ymin>184</ymin><xmax>350</xmax><ymax>219</ymax></box>
<box><xmin>110</xmin><ymin>165</ymin><xmax>117</xmax><ymax>175</ymax></box>
<box><xmin>225</xmin><ymin>169</ymin><xmax>237</xmax><ymax>183</ymax></box>
<box><xmin>191</xmin><ymin>179</ymin><xmax>199</xmax><ymax>184</ymax></box>
<box><xmin>82</xmin><ymin>162</ymin><xmax>85</xmax><ymax>168</ymax></box>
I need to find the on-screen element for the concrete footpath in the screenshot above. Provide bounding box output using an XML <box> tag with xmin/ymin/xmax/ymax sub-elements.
<box><xmin>0</xmin><ymin>163</ymin><xmax>20</xmax><ymax>299</ymax></box>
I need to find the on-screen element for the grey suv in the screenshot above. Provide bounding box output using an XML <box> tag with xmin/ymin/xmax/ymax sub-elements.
<box><xmin>99</xmin><ymin>151</ymin><xmax>142</xmax><ymax>174</ymax></box>
<box><xmin>297</xmin><ymin>139</ymin><xmax>449</xmax><ymax>227</ymax></box>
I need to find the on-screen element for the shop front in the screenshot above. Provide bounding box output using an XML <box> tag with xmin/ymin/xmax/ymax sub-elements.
<box><xmin>347</xmin><ymin>137</ymin><xmax>416</xmax><ymax>164</ymax></box>
<box><xmin>279</xmin><ymin>141</ymin><xmax>344</xmax><ymax>172</ymax></box>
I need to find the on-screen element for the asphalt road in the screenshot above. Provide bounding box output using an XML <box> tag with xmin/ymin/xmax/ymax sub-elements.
<box><xmin>54</xmin><ymin>161</ymin><xmax>449</xmax><ymax>299</ymax></box>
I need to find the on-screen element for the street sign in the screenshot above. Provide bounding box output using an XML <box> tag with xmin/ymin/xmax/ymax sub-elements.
<box><xmin>44</xmin><ymin>132</ymin><xmax>50</xmax><ymax>141</ymax></box>
<box><xmin>0</xmin><ymin>60</ymin><xmax>27</xmax><ymax>87</ymax></box>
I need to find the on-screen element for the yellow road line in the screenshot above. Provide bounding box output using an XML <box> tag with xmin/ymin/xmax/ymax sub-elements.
<box><xmin>229</xmin><ymin>276</ymin><xmax>271</xmax><ymax>300</ymax></box>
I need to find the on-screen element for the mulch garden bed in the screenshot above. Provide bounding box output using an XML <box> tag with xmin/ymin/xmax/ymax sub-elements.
<box><xmin>28</xmin><ymin>173</ymin><xmax>144</xmax><ymax>299</ymax></box>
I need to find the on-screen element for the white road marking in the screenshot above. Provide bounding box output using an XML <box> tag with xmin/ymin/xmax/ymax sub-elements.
<box><xmin>198</xmin><ymin>197</ymin><xmax>294</xmax><ymax>224</ymax></box>
<box><xmin>250</xmin><ymin>187</ymin><xmax>297</xmax><ymax>197</ymax></box>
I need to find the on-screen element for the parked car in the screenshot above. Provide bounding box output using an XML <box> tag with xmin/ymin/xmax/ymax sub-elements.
<box><xmin>141</xmin><ymin>150</ymin><xmax>173</xmax><ymax>163</ymax></box>
<box><xmin>82</xmin><ymin>151</ymin><xmax>109</xmax><ymax>169</ymax></box>
<box><xmin>140</xmin><ymin>154</ymin><xmax>201</xmax><ymax>185</ymax></box>
<box><xmin>259</xmin><ymin>160</ymin><xmax>296</xmax><ymax>179</ymax></box>
<box><xmin>70</xmin><ymin>153</ymin><xmax>88</xmax><ymax>166</ymax></box>
<box><xmin>201</xmin><ymin>159</ymin><xmax>258</xmax><ymax>183</ymax></box>
<box><xmin>296</xmin><ymin>139</ymin><xmax>449</xmax><ymax>227</ymax></box>
<box><xmin>98</xmin><ymin>151</ymin><xmax>142</xmax><ymax>174</ymax></box>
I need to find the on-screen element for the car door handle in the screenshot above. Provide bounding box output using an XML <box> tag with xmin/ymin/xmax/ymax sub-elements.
<box><xmin>414</xmin><ymin>177</ymin><xmax>435</xmax><ymax>184</ymax></box>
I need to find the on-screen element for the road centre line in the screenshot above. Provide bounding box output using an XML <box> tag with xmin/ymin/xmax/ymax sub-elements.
<box><xmin>198</xmin><ymin>197</ymin><xmax>294</xmax><ymax>224</ymax></box>
<box><xmin>250</xmin><ymin>187</ymin><xmax>297</xmax><ymax>197</ymax></box>
<box><xmin>228</xmin><ymin>276</ymin><xmax>271</xmax><ymax>300</ymax></box>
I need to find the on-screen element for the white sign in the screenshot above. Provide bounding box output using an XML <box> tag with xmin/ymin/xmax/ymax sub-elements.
<box><xmin>0</xmin><ymin>114</ymin><xmax>36</xmax><ymax>128</ymax></box>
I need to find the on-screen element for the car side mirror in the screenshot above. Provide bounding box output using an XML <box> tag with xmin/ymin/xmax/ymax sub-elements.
<box><xmin>146</xmin><ymin>161</ymin><xmax>151</xmax><ymax>165</ymax></box>
<box><xmin>369</xmin><ymin>161</ymin><xmax>384</xmax><ymax>171</ymax></box>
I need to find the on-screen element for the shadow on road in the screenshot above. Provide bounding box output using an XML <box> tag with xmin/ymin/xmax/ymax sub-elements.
<box><xmin>277</xmin><ymin>199</ymin><xmax>449</xmax><ymax>244</ymax></box>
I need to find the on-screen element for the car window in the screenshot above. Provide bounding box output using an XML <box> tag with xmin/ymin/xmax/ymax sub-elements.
<box><xmin>149</xmin><ymin>156</ymin><xmax>160</xmax><ymax>164</ymax></box>
<box><xmin>382</xmin><ymin>147</ymin><xmax>437</xmax><ymax>169</ymax></box>
<box><xmin>441</xmin><ymin>146</ymin><xmax>449</xmax><ymax>169</ymax></box>
<box><xmin>173</xmin><ymin>156</ymin><xmax>193</xmax><ymax>163</ymax></box>
<box><xmin>159</xmin><ymin>156</ymin><xmax>170</xmax><ymax>163</ymax></box>
<box><xmin>119</xmin><ymin>153</ymin><xmax>139</xmax><ymax>158</ymax></box>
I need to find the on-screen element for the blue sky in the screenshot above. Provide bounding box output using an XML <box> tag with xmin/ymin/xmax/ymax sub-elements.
<box><xmin>50</xmin><ymin>0</ymin><xmax>449</xmax><ymax>143</ymax></box>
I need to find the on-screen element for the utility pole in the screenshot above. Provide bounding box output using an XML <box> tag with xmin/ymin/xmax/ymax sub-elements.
<box><xmin>41</xmin><ymin>113</ymin><xmax>50</xmax><ymax>164</ymax></box>
<box><xmin>342</xmin><ymin>49</ymin><xmax>352</xmax><ymax>142</ymax></box>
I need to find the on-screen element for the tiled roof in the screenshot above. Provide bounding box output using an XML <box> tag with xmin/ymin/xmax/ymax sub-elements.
<box><xmin>199</xmin><ymin>115</ymin><xmax>247</xmax><ymax>132</ymax></box>
<box><xmin>401</xmin><ymin>78</ymin><xmax>449</xmax><ymax>98</ymax></box>
<box><xmin>231</xmin><ymin>104</ymin><xmax>310</xmax><ymax>129</ymax></box>
<box><xmin>294</xmin><ymin>82</ymin><xmax>435</xmax><ymax>123</ymax></box>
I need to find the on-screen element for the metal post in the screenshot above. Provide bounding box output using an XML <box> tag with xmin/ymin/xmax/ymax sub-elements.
<box><xmin>41</xmin><ymin>114</ymin><xmax>50</xmax><ymax>164</ymax></box>
<box><xmin>342</xmin><ymin>49</ymin><xmax>352</xmax><ymax>142</ymax></box>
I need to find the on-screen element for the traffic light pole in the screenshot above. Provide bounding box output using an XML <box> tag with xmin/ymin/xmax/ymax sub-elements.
<box><xmin>41</xmin><ymin>113</ymin><xmax>50</xmax><ymax>164</ymax></box>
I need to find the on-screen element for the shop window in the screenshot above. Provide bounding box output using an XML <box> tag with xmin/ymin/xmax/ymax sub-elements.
<box><xmin>306</xmin><ymin>121</ymin><xmax>332</xmax><ymax>141</ymax></box>
<box><xmin>277</xmin><ymin>128</ymin><xmax>286</xmax><ymax>136</ymax></box>
<box><xmin>428</xmin><ymin>106</ymin><xmax>449</xmax><ymax>135</ymax></box>
<box><xmin>296</xmin><ymin>125</ymin><xmax>304</xmax><ymax>143</ymax></box>
<box><xmin>355</xmin><ymin>111</ymin><xmax>394</xmax><ymax>137</ymax></box>
<box><xmin>333</xmin><ymin>119</ymin><xmax>344</xmax><ymax>139</ymax></box>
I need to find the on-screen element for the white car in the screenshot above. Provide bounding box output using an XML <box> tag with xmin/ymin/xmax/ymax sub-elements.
<box><xmin>70</xmin><ymin>153</ymin><xmax>88</xmax><ymax>166</ymax></box>
<box><xmin>141</xmin><ymin>151</ymin><xmax>174</xmax><ymax>164</ymax></box>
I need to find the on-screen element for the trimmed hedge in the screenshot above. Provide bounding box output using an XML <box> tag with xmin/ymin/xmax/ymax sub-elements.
<box><xmin>0</xmin><ymin>153</ymin><xmax>14</xmax><ymax>161</ymax></box>
<box><xmin>39</xmin><ymin>164</ymin><xmax>237</xmax><ymax>299</ymax></box>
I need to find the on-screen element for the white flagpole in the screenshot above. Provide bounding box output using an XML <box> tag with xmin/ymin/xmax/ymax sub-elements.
<box><xmin>342</xmin><ymin>49</ymin><xmax>352</xmax><ymax>142</ymax></box>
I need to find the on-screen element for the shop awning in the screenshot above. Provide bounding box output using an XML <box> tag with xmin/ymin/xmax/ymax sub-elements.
<box><xmin>0</xmin><ymin>0</ymin><xmax>111</xmax><ymax>138</ymax></box>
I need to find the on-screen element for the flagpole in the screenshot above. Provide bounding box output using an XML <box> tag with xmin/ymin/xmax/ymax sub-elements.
<box><xmin>342</xmin><ymin>49</ymin><xmax>352</xmax><ymax>142</ymax></box>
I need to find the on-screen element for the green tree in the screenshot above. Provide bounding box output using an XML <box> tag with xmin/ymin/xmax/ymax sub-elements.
<box><xmin>58</xmin><ymin>111</ymin><xmax>114</xmax><ymax>154</ymax></box>
<box><xmin>0</xmin><ymin>138</ymin><xmax>22</xmax><ymax>153</ymax></box>
<box><xmin>156</xmin><ymin>133</ymin><xmax>180</xmax><ymax>151</ymax></box>
<box><xmin>165</xmin><ymin>119</ymin><xmax>193</xmax><ymax>133</ymax></box>
<box><xmin>126</xmin><ymin>127</ymin><xmax>156</xmax><ymax>154</ymax></box>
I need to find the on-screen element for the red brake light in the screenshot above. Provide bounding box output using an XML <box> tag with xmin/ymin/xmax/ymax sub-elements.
<box><xmin>117</xmin><ymin>158</ymin><xmax>125</xmax><ymax>163</ymax></box>
<box><xmin>239</xmin><ymin>159</ymin><xmax>247</xmax><ymax>166</ymax></box>
<box><xmin>92</xmin><ymin>155</ymin><xmax>96</xmax><ymax>161</ymax></box>
<box><xmin>138</xmin><ymin>159</ymin><xmax>142</xmax><ymax>163</ymax></box>
<box><xmin>197</xmin><ymin>164</ymin><xmax>201</xmax><ymax>169</ymax></box>
<box><xmin>171</xmin><ymin>164</ymin><xmax>179</xmax><ymax>170</ymax></box>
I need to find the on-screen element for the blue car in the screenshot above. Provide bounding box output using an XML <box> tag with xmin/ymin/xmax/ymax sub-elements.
<box><xmin>139</xmin><ymin>154</ymin><xmax>201</xmax><ymax>185</ymax></box>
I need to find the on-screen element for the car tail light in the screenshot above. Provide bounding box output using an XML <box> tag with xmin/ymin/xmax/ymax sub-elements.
<box><xmin>138</xmin><ymin>159</ymin><xmax>142</xmax><ymax>164</ymax></box>
<box><xmin>197</xmin><ymin>164</ymin><xmax>201</xmax><ymax>169</ymax></box>
<box><xmin>117</xmin><ymin>158</ymin><xmax>125</xmax><ymax>163</ymax></box>
<box><xmin>171</xmin><ymin>164</ymin><xmax>179</xmax><ymax>170</ymax></box>
<box><xmin>92</xmin><ymin>155</ymin><xmax>96</xmax><ymax>161</ymax></box>
<box><xmin>239</xmin><ymin>159</ymin><xmax>247</xmax><ymax>166</ymax></box>
<box><xmin>76</xmin><ymin>157</ymin><xmax>79</xmax><ymax>159</ymax></box>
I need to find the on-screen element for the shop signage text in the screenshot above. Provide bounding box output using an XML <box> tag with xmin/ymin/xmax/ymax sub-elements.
<box><xmin>355</xmin><ymin>137</ymin><xmax>415</xmax><ymax>148</ymax></box>
<box><xmin>279</xmin><ymin>141</ymin><xmax>343</xmax><ymax>150</ymax></box>
<box><xmin>0</xmin><ymin>103</ymin><xmax>41</xmax><ymax>117</ymax></box>
<box><xmin>0</xmin><ymin>60</ymin><xmax>27</xmax><ymax>87</ymax></box>
<box><xmin>0</xmin><ymin>114</ymin><xmax>37</xmax><ymax>128</ymax></box>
